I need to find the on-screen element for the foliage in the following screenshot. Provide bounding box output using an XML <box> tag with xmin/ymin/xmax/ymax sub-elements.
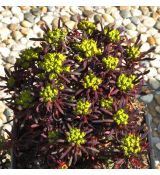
<box><xmin>0</xmin><ymin>18</ymin><xmax>155</xmax><ymax>169</ymax></box>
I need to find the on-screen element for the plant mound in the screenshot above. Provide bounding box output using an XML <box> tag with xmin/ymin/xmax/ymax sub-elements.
<box><xmin>0</xmin><ymin>19</ymin><xmax>155</xmax><ymax>169</ymax></box>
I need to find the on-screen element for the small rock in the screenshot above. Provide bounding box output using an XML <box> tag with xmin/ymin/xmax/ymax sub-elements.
<box><xmin>140</xmin><ymin>7</ymin><xmax>150</xmax><ymax>16</ymax></box>
<box><xmin>70</xmin><ymin>6</ymin><xmax>82</xmax><ymax>15</ymax></box>
<box><xmin>143</xmin><ymin>17</ymin><xmax>156</xmax><ymax>28</ymax></box>
<box><xmin>3</xmin><ymin>108</ymin><xmax>14</xmax><ymax>118</ymax></box>
<box><xmin>21</xmin><ymin>20</ymin><xmax>33</xmax><ymax>28</ymax></box>
<box><xmin>156</xmin><ymin>142</ymin><xmax>160</xmax><ymax>150</ymax></box>
<box><xmin>2</xmin><ymin>17</ymin><xmax>11</xmax><ymax>24</ymax></box>
<box><xmin>11</xmin><ymin>6</ymin><xmax>21</xmax><ymax>15</ymax></box>
<box><xmin>150</xmin><ymin>58</ymin><xmax>160</xmax><ymax>68</ymax></box>
<box><xmin>102</xmin><ymin>14</ymin><xmax>114</xmax><ymax>23</ymax></box>
<box><xmin>155</xmin><ymin>74</ymin><xmax>160</xmax><ymax>81</ymax></box>
<box><xmin>8</xmin><ymin>23</ymin><xmax>19</xmax><ymax>31</ymax></box>
<box><xmin>147</xmin><ymin>28</ymin><xmax>158</xmax><ymax>36</ymax></box>
<box><xmin>47</xmin><ymin>6</ymin><xmax>55</xmax><ymax>12</ymax></box>
<box><xmin>127</xmin><ymin>30</ymin><xmax>138</xmax><ymax>38</ymax></box>
<box><xmin>61</xmin><ymin>15</ymin><xmax>70</xmax><ymax>23</ymax></box>
<box><xmin>40</xmin><ymin>6</ymin><xmax>48</xmax><ymax>13</ymax></box>
<box><xmin>2</xmin><ymin>124</ymin><xmax>12</xmax><ymax>139</ymax></box>
<box><xmin>155</xmin><ymin>93</ymin><xmax>160</xmax><ymax>105</ymax></box>
<box><xmin>20</xmin><ymin>27</ymin><xmax>29</xmax><ymax>36</ymax></box>
<box><xmin>155</xmin><ymin>38</ymin><xmax>160</xmax><ymax>45</ymax></box>
<box><xmin>65</xmin><ymin>21</ymin><xmax>76</xmax><ymax>30</ymax></box>
<box><xmin>0</xmin><ymin>113</ymin><xmax>7</xmax><ymax>127</ymax></box>
<box><xmin>83</xmin><ymin>10</ymin><xmax>94</xmax><ymax>17</ymax></box>
<box><xmin>140</xmin><ymin>43</ymin><xmax>150</xmax><ymax>52</ymax></box>
<box><xmin>96</xmin><ymin>9</ymin><xmax>105</xmax><ymax>14</ymax></box>
<box><xmin>137</xmin><ymin>23</ymin><xmax>147</xmax><ymax>33</ymax></box>
<box><xmin>140</xmin><ymin>94</ymin><xmax>154</xmax><ymax>104</ymax></box>
<box><xmin>94</xmin><ymin>14</ymin><xmax>101</xmax><ymax>23</ymax></box>
<box><xmin>0</xmin><ymin>102</ymin><xmax>6</xmax><ymax>113</ymax></box>
<box><xmin>0</xmin><ymin>47</ymin><xmax>10</xmax><ymax>57</ymax></box>
<box><xmin>149</xmin><ymin>77</ymin><xmax>160</xmax><ymax>90</ymax></box>
<box><xmin>42</xmin><ymin>15</ymin><xmax>53</xmax><ymax>25</ymax></box>
<box><xmin>11</xmin><ymin>16</ymin><xmax>20</xmax><ymax>23</ymax></box>
<box><xmin>119</xmin><ymin>6</ymin><xmax>131</xmax><ymax>11</ymax></box>
<box><xmin>147</xmin><ymin>67</ymin><xmax>157</xmax><ymax>77</ymax></box>
<box><xmin>19</xmin><ymin>6</ymin><xmax>30</xmax><ymax>11</ymax></box>
<box><xmin>31</xmin><ymin>8</ymin><xmax>40</xmax><ymax>16</ymax></box>
<box><xmin>120</xmin><ymin>10</ymin><xmax>131</xmax><ymax>18</ymax></box>
<box><xmin>12</xmin><ymin>31</ymin><xmax>23</xmax><ymax>41</ymax></box>
<box><xmin>155</xmin><ymin>20</ymin><xmax>160</xmax><ymax>30</ymax></box>
<box><xmin>131</xmin><ymin>9</ymin><xmax>142</xmax><ymax>16</ymax></box>
<box><xmin>147</xmin><ymin>36</ymin><xmax>156</xmax><ymax>45</ymax></box>
<box><xmin>152</xmin><ymin>12</ymin><xmax>159</xmax><ymax>21</ymax></box>
<box><xmin>24</xmin><ymin>12</ymin><xmax>35</xmax><ymax>23</ymax></box>
<box><xmin>71</xmin><ymin>14</ymin><xmax>79</xmax><ymax>22</ymax></box>
<box><xmin>155</xmin><ymin>106</ymin><xmax>160</xmax><ymax>114</ymax></box>
<box><xmin>140</xmin><ymin>60</ymin><xmax>150</xmax><ymax>68</ymax></box>
<box><xmin>17</xmin><ymin>13</ymin><xmax>24</xmax><ymax>22</ymax></box>
<box><xmin>155</xmin><ymin>46</ymin><xmax>160</xmax><ymax>54</ymax></box>
<box><xmin>111</xmin><ymin>11</ymin><xmax>121</xmax><ymax>20</ymax></box>
<box><xmin>122</xmin><ymin>19</ymin><xmax>131</xmax><ymax>26</ymax></box>
<box><xmin>126</xmin><ymin>23</ymin><xmax>136</xmax><ymax>30</ymax></box>
<box><xmin>158</xmin><ymin>124</ymin><xmax>160</xmax><ymax>132</ymax></box>
<box><xmin>130</xmin><ymin>17</ymin><xmax>140</xmax><ymax>25</ymax></box>
<box><xmin>140</xmin><ymin>34</ymin><xmax>148</xmax><ymax>42</ymax></box>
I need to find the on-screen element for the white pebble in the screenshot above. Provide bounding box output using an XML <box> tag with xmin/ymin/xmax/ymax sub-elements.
<box><xmin>150</xmin><ymin>58</ymin><xmax>160</xmax><ymax>68</ymax></box>
<box><xmin>143</xmin><ymin>17</ymin><xmax>156</xmax><ymax>28</ymax></box>
<box><xmin>147</xmin><ymin>67</ymin><xmax>157</xmax><ymax>77</ymax></box>
<box><xmin>2</xmin><ymin>17</ymin><xmax>11</xmax><ymax>24</ymax></box>
<box><xmin>122</xmin><ymin>19</ymin><xmax>131</xmax><ymax>26</ymax></box>
<box><xmin>0</xmin><ymin>47</ymin><xmax>10</xmax><ymax>57</ymax></box>
<box><xmin>131</xmin><ymin>9</ymin><xmax>142</xmax><ymax>16</ymax></box>
<box><xmin>149</xmin><ymin>77</ymin><xmax>160</xmax><ymax>90</ymax></box>
<box><xmin>11</xmin><ymin>7</ymin><xmax>22</xmax><ymax>15</ymax></box>
<box><xmin>137</xmin><ymin>23</ymin><xmax>147</xmax><ymax>33</ymax></box>
<box><xmin>127</xmin><ymin>30</ymin><xmax>138</xmax><ymax>38</ymax></box>
<box><xmin>11</xmin><ymin>16</ymin><xmax>20</xmax><ymax>24</ymax></box>
<box><xmin>140</xmin><ymin>43</ymin><xmax>150</xmax><ymax>52</ymax></box>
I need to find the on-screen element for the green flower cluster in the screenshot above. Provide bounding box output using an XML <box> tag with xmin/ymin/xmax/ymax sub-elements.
<box><xmin>40</xmin><ymin>83</ymin><xmax>58</xmax><ymax>102</ymax></box>
<box><xmin>7</xmin><ymin>77</ymin><xmax>15</xmax><ymax>88</ymax></box>
<box><xmin>83</xmin><ymin>73</ymin><xmax>102</xmax><ymax>90</ymax></box>
<box><xmin>100</xmin><ymin>97</ymin><xmax>113</xmax><ymax>109</ymax></box>
<box><xmin>75</xmin><ymin>39</ymin><xmax>102</xmax><ymax>58</ymax></box>
<box><xmin>67</xmin><ymin>128</ymin><xmax>86</xmax><ymax>145</ymax></box>
<box><xmin>17</xmin><ymin>47</ymin><xmax>41</xmax><ymax>69</ymax></box>
<box><xmin>48</xmin><ymin>130</ymin><xmax>59</xmax><ymax>143</ymax></box>
<box><xmin>78</xmin><ymin>20</ymin><xmax>96</xmax><ymax>34</ymax></box>
<box><xmin>44</xmin><ymin>28</ymin><xmax>67</xmax><ymax>45</ymax></box>
<box><xmin>113</xmin><ymin>109</ymin><xmax>129</xmax><ymax>125</ymax></box>
<box><xmin>76</xmin><ymin>99</ymin><xmax>91</xmax><ymax>115</ymax></box>
<box><xmin>104</xmin><ymin>28</ymin><xmax>120</xmax><ymax>42</ymax></box>
<box><xmin>117</xmin><ymin>74</ymin><xmax>136</xmax><ymax>91</ymax></box>
<box><xmin>16</xmin><ymin>90</ymin><xmax>33</xmax><ymax>108</ymax></box>
<box><xmin>126</xmin><ymin>46</ymin><xmax>140</xmax><ymax>60</ymax></box>
<box><xmin>39</xmin><ymin>53</ymin><xmax>67</xmax><ymax>79</ymax></box>
<box><xmin>75</xmin><ymin>55</ymin><xmax>84</xmax><ymax>62</ymax></box>
<box><xmin>102</xmin><ymin>56</ymin><xmax>119</xmax><ymax>70</ymax></box>
<box><xmin>121</xmin><ymin>134</ymin><xmax>141</xmax><ymax>156</ymax></box>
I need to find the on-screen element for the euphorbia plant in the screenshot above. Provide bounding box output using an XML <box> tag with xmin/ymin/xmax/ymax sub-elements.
<box><xmin>0</xmin><ymin>18</ymin><xmax>155</xmax><ymax>169</ymax></box>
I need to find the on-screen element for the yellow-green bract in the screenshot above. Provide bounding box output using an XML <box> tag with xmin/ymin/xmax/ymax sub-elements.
<box><xmin>100</xmin><ymin>97</ymin><xmax>113</xmax><ymax>109</ymax></box>
<box><xmin>78</xmin><ymin>20</ymin><xmax>96</xmax><ymax>34</ymax></box>
<box><xmin>40</xmin><ymin>83</ymin><xmax>58</xmax><ymax>102</ymax></box>
<box><xmin>117</xmin><ymin>74</ymin><xmax>136</xmax><ymax>91</ymax></box>
<box><xmin>104</xmin><ymin>28</ymin><xmax>120</xmax><ymax>42</ymax></box>
<box><xmin>76</xmin><ymin>99</ymin><xmax>91</xmax><ymax>115</ymax></box>
<box><xmin>75</xmin><ymin>39</ymin><xmax>102</xmax><ymax>58</ymax></box>
<box><xmin>102</xmin><ymin>56</ymin><xmax>119</xmax><ymax>70</ymax></box>
<box><xmin>44</xmin><ymin>28</ymin><xmax>67</xmax><ymax>45</ymax></box>
<box><xmin>83</xmin><ymin>73</ymin><xmax>102</xmax><ymax>91</ymax></box>
<box><xmin>67</xmin><ymin>128</ymin><xmax>86</xmax><ymax>145</ymax></box>
<box><xmin>121</xmin><ymin>134</ymin><xmax>141</xmax><ymax>156</ymax></box>
<box><xmin>16</xmin><ymin>90</ymin><xmax>33</xmax><ymax>108</ymax></box>
<box><xmin>113</xmin><ymin>109</ymin><xmax>129</xmax><ymax>125</ymax></box>
<box><xmin>126</xmin><ymin>46</ymin><xmax>140</xmax><ymax>60</ymax></box>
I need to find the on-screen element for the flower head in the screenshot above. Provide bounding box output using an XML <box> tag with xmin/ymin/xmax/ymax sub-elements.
<box><xmin>78</xmin><ymin>20</ymin><xmax>96</xmax><ymax>34</ymax></box>
<box><xmin>126</xmin><ymin>46</ymin><xmax>140</xmax><ymax>60</ymax></box>
<box><xmin>16</xmin><ymin>90</ymin><xmax>33</xmax><ymax>108</ymax></box>
<box><xmin>100</xmin><ymin>97</ymin><xmax>113</xmax><ymax>109</ymax></box>
<box><xmin>117</xmin><ymin>74</ymin><xmax>136</xmax><ymax>91</ymax></box>
<box><xmin>113</xmin><ymin>109</ymin><xmax>129</xmax><ymax>125</ymax></box>
<box><xmin>40</xmin><ymin>83</ymin><xmax>58</xmax><ymax>102</ymax></box>
<box><xmin>76</xmin><ymin>99</ymin><xmax>91</xmax><ymax>115</ymax></box>
<box><xmin>121</xmin><ymin>134</ymin><xmax>141</xmax><ymax>156</ymax></box>
<box><xmin>104</xmin><ymin>28</ymin><xmax>120</xmax><ymax>42</ymax></box>
<box><xmin>75</xmin><ymin>39</ymin><xmax>102</xmax><ymax>58</ymax></box>
<box><xmin>67</xmin><ymin>128</ymin><xmax>86</xmax><ymax>145</ymax></box>
<box><xmin>83</xmin><ymin>73</ymin><xmax>102</xmax><ymax>91</ymax></box>
<box><xmin>102</xmin><ymin>56</ymin><xmax>119</xmax><ymax>70</ymax></box>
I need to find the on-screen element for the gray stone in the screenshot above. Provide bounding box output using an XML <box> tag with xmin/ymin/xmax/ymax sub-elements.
<box><xmin>0</xmin><ymin>47</ymin><xmax>10</xmax><ymax>57</ymax></box>
<box><xmin>61</xmin><ymin>15</ymin><xmax>70</xmax><ymax>23</ymax></box>
<box><xmin>143</xmin><ymin>17</ymin><xmax>156</xmax><ymax>28</ymax></box>
<box><xmin>120</xmin><ymin>10</ymin><xmax>131</xmax><ymax>18</ymax></box>
<box><xmin>83</xmin><ymin>10</ymin><xmax>94</xmax><ymax>17</ymax></box>
<box><xmin>47</xmin><ymin>6</ymin><xmax>56</xmax><ymax>12</ymax></box>
<box><xmin>126</xmin><ymin>23</ymin><xmax>136</xmax><ymax>30</ymax></box>
<box><xmin>140</xmin><ymin>94</ymin><xmax>154</xmax><ymax>104</ymax></box>
<box><xmin>147</xmin><ymin>67</ymin><xmax>157</xmax><ymax>77</ymax></box>
<box><xmin>24</xmin><ymin>12</ymin><xmax>35</xmax><ymax>23</ymax></box>
<box><xmin>155</xmin><ymin>21</ymin><xmax>160</xmax><ymax>30</ymax></box>
<box><xmin>65</xmin><ymin>21</ymin><xmax>76</xmax><ymax>30</ymax></box>
<box><xmin>158</xmin><ymin>124</ymin><xmax>160</xmax><ymax>132</ymax></box>
<box><xmin>0</xmin><ymin>101</ymin><xmax>6</xmax><ymax>113</ymax></box>
<box><xmin>3</xmin><ymin>108</ymin><xmax>14</xmax><ymax>118</ymax></box>
<box><xmin>140</xmin><ymin>61</ymin><xmax>150</xmax><ymax>68</ymax></box>
<box><xmin>155</xmin><ymin>106</ymin><xmax>160</xmax><ymax>114</ymax></box>
<box><xmin>130</xmin><ymin>17</ymin><xmax>140</xmax><ymax>25</ymax></box>
<box><xmin>102</xmin><ymin>14</ymin><xmax>114</xmax><ymax>23</ymax></box>
<box><xmin>71</xmin><ymin>14</ymin><xmax>79</xmax><ymax>22</ymax></box>
<box><xmin>94</xmin><ymin>15</ymin><xmax>101</xmax><ymax>22</ymax></box>
<box><xmin>31</xmin><ymin>8</ymin><xmax>40</xmax><ymax>16</ymax></box>
<box><xmin>156</xmin><ymin>143</ymin><xmax>160</xmax><ymax>150</ymax></box>
<box><xmin>149</xmin><ymin>77</ymin><xmax>160</xmax><ymax>90</ymax></box>
<box><xmin>155</xmin><ymin>93</ymin><xmax>160</xmax><ymax>105</ymax></box>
